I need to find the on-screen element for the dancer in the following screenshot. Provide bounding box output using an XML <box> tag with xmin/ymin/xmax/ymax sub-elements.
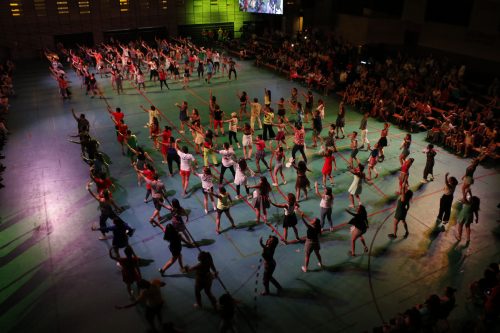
<box><xmin>317</xmin><ymin>99</ymin><xmax>325</xmax><ymax>119</ymax></box>
<box><xmin>311</xmin><ymin>109</ymin><xmax>323</xmax><ymax>148</ymax></box>
<box><xmin>270</xmin><ymin>193</ymin><xmax>300</xmax><ymax>243</ymax></box>
<box><xmin>203</xmin><ymin>129</ymin><xmax>218</xmax><ymax>166</ymax></box>
<box><xmin>366</xmin><ymin>143</ymin><xmax>380</xmax><ymax>180</ymax></box>
<box><xmin>213</xmin><ymin>104</ymin><xmax>225</xmax><ymax>137</ymax></box>
<box><xmin>175</xmin><ymin>139</ymin><xmax>196</xmax><ymax>197</ymax></box>
<box><xmin>241</xmin><ymin>123</ymin><xmax>254</xmax><ymax>160</ymax></box>
<box><xmin>461</xmin><ymin>158</ymin><xmax>480</xmax><ymax>198</ymax></box>
<box><xmin>140</xmin><ymin>105</ymin><xmax>160</xmax><ymax>129</ymax></box>
<box><xmin>346</xmin><ymin>205</ymin><xmax>369</xmax><ymax>256</ymax></box>
<box><xmin>299</xmin><ymin>213</ymin><xmax>323</xmax><ymax>272</ymax></box>
<box><xmin>194</xmin><ymin>166</ymin><xmax>217</xmax><ymax>214</ymax></box>
<box><xmin>159</xmin><ymin>223</ymin><xmax>185</xmax><ymax>275</ymax></box>
<box><xmin>335</xmin><ymin>102</ymin><xmax>346</xmax><ymax>139</ymax></box>
<box><xmin>377</xmin><ymin>123</ymin><xmax>390</xmax><ymax>161</ymax></box>
<box><xmin>262</xmin><ymin>106</ymin><xmax>275</xmax><ymax>141</ymax></box>
<box><xmin>115</xmin><ymin>119</ymin><xmax>128</xmax><ymax>155</ymax></box>
<box><xmin>254</xmin><ymin>134</ymin><xmax>270</xmax><ymax>173</ymax></box>
<box><xmin>248</xmin><ymin>176</ymin><xmax>272</xmax><ymax>224</ymax></box>
<box><xmin>302</xmin><ymin>90</ymin><xmax>313</xmax><ymax>123</ymax></box>
<box><xmin>138</xmin><ymin>172</ymin><xmax>168</xmax><ymax>227</ymax></box>
<box><xmin>348</xmin><ymin>164</ymin><xmax>369</xmax><ymax>208</ymax></box>
<box><xmin>259</xmin><ymin>235</ymin><xmax>282</xmax><ymax>295</ymax></box>
<box><xmin>218</xmin><ymin>142</ymin><xmax>236</xmax><ymax>183</ymax></box>
<box><xmin>228</xmin><ymin>57</ymin><xmax>237</xmax><ymax>80</ymax></box>
<box><xmin>184</xmin><ymin>251</ymin><xmax>218</xmax><ymax>309</ymax></box>
<box><xmin>399</xmin><ymin>134</ymin><xmax>412</xmax><ymax>166</ymax></box>
<box><xmin>348</xmin><ymin>131</ymin><xmax>360</xmax><ymax>168</ymax></box>
<box><xmin>314</xmin><ymin>182</ymin><xmax>334</xmax><ymax>231</ymax></box>
<box><xmin>456</xmin><ymin>190</ymin><xmax>480</xmax><ymax>243</ymax></box>
<box><xmin>92</xmin><ymin>216</ymin><xmax>135</xmax><ymax>257</ymax></box>
<box><xmin>388</xmin><ymin>182</ymin><xmax>413</xmax><ymax>239</ymax></box>
<box><xmin>320</xmin><ymin>147</ymin><xmax>337</xmax><ymax>187</ymax></box>
<box><xmin>164</xmin><ymin>198</ymin><xmax>193</xmax><ymax>245</ymax></box>
<box><xmin>149</xmin><ymin>116</ymin><xmax>160</xmax><ymax>149</ymax></box>
<box><xmin>158</xmin><ymin>66</ymin><xmax>169</xmax><ymax>90</ymax></box>
<box><xmin>215</xmin><ymin>186</ymin><xmax>236</xmax><ymax>234</ymax></box>
<box><xmin>359</xmin><ymin>111</ymin><xmax>370</xmax><ymax>149</ymax></box>
<box><xmin>108</xmin><ymin>246</ymin><xmax>141</xmax><ymax>297</ymax></box>
<box><xmin>264</xmin><ymin>88</ymin><xmax>271</xmax><ymax>107</ymax></box>
<box><xmin>292</xmin><ymin>160</ymin><xmax>311</xmax><ymax>201</ymax></box>
<box><xmin>289</xmin><ymin>87</ymin><xmax>298</xmax><ymax>113</ymax></box>
<box><xmin>87</xmin><ymin>182</ymin><xmax>121</xmax><ymax>240</ymax></box>
<box><xmin>236</xmin><ymin>91</ymin><xmax>249</xmax><ymax>118</ymax></box>
<box><xmin>128</xmin><ymin>145</ymin><xmax>155</xmax><ymax>186</ymax></box>
<box><xmin>272</xmin><ymin>118</ymin><xmax>289</xmax><ymax>150</ymax></box>
<box><xmin>398</xmin><ymin>158</ymin><xmax>414</xmax><ymax>193</ymax></box>
<box><xmin>291</xmin><ymin>122</ymin><xmax>307</xmax><ymax>163</ymax></box>
<box><xmin>224</xmin><ymin>112</ymin><xmax>240</xmax><ymax>148</ymax></box>
<box><xmin>250</xmin><ymin>98</ymin><xmax>262</xmax><ymax>130</ymax></box>
<box><xmin>159</xmin><ymin>126</ymin><xmax>172</xmax><ymax>164</ymax></box>
<box><xmin>272</xmin><ymin>146</ymin><xmax>286</xmax><ymax>186</ymax></box>
<box><xmin>234</xmin><ymin>158</ymin><xmax>255</xmax><ymax>199</ymax></box>
<box><xmin>276</xmin><ymin>97</ymin><xmax>286</xmax><ymax>121</ymax></box>
<box><xmin>175</xmin><ymin>101</ymin><xmax>189</xmax><ymax>133</ymax></box>
<box><xmin>436</xmin><ymin>172</ymin><xmax>459</xmax><ymax>226</ymax></box>
<box><xmin>421</xmin><ymin>144</ymin><xmax>437</xmax><ymax>183</ymax></box>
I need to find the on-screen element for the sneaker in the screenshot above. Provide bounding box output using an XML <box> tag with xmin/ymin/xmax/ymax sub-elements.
<box><xmin>442</xmin><ymin>220</ymin><xmax>449</xmax><ymax>225</ymax></box>
<box><xmin>403</xmin><ymin>231</ymin><xmax>409</xmax><ymax>238</ymax></box>
<box><xmin>98</xmin><ymin>235</ymin><xmax>108</xmax><ymax>240</ymax></box>
<box><xmin>204</xmin><ymin>209</ymin><xmax>208</xmax><ymax>214</ymax></box>
<box><xmin>283</xmin><ymin>180</ymin><xmax>287</xmax><ymax>185</ymax></box>
<box><xmin>421</xmin><ymin>179</ymin><xmax>428</xmax><ymax>183</ymax></box>
<box><xmin>161</xmin><ymin>161</ymin><xmax>168</xmax><ymax>164</ymax></box>
<box><xmin>179</xmin><ymin>130</ymin><xmax>185</xmax><ymax>134</ymax></box>
<box><xmin>388</xmin><ymin>233</ymin><xmax>397</xmax><ymax>239</ymax></box>
<box><xmin>301</xmin><ymin>266</ymin><xmax>307</xmax><ymax>273</ymax></box>
<box><xmin>272</xmin><ymin>182</ymin><xmax>278</xmax><ymax>186</ymax></box>
<box><xmin>429</xmin><ymin>175</ymin><xmax>434</xmax><ymax>181</ymax></box>
<box><xmin>317</xmin><ymin>262</ymin><xmax>323</xmax><ymax>269</ymax></box>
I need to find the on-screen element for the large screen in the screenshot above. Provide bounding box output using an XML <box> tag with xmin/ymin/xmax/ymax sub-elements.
<box><xmin>239</xmin><ymin>0</ymin><xmax>283</xmax><ymax>15</ymax></box>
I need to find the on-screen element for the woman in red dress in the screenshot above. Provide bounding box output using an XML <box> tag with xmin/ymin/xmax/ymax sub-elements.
<box><xmin>159</xmin><ymin>126</ymin><xmax>172</xmax><ymax>164</ymax></box>
<box><xmin>321</xmin><ymin>147</ymin><xmax>337</xmax><ymax>187</ymax></box>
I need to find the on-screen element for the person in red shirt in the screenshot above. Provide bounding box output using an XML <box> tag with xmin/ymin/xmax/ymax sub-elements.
<box><xmin>57</xmin><ymin>75</ymin><xmax>70</xmax><ymax>99</ymax></box>
<box><xmin>115</xmin><ymin>120</ymin><xmax>128</xmax><ymax>155</ymax></box>
<box><xmin>254</xmin><ymin>134</ymin><xmax>270</xmax><ymax>173</ymax></box>
<box><xmin>139</xmin><ymin>164</ymin><xmax>156</xmax><ymax>203</ymax></box>
<box><xmin>159</xmin><ymin>126</ymin><xmax>172</xmax><ymax>164</ymax></box>
<box><xmin>398</xmin><ymin>158</ymin><xmax>414</xmax><ymax>193</ymax></box>
<box><xmin>109</xmin><ymin>107</ymin><xmax>124</xmax><ymax>124</ymax></box>
<box><xmin>92</xmin><ymin>172</ymin><xmax>113</xmax><ymax>196</ymax></box>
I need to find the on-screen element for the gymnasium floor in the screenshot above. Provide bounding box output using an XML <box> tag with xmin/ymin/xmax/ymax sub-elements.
<box><xmin>1</xmin><ymin>59</ymin><xmax>499</xmax><ymax>333</ymax></box>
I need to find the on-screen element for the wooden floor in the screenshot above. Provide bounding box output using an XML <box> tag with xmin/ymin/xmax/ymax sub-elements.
<box><xmin>1</xmin><ymin>60</ymin><xmax>499</xmax><ymax>333</ymax></box>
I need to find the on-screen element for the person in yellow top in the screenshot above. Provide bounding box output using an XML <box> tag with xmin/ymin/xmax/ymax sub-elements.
<box><xmin>262</xmin><ymin>106</ymin><xmax>276</xmax><ymax>141</ymax></box>
<box><xmin>215</xmin><ymin>186</ymin><xmax>236</xmax><ymax>234</ymax></box>
<box><xmin>250</xmin><ymin>97</ymin><xmax>262</xmax><ymax>130</ymax></box>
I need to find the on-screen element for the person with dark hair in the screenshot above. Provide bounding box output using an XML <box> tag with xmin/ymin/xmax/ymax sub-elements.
<box><xmin>218</xmin><ymin>142</ymin><xmax>236</xmax><ymax>184</ymax></box>
<box><xmin>159</xmin><ymin>126</ymin><xmax>173</xmax><ymax>164</ymax></box>
<box><xmin>299</xmin><ymin>213</ymin><xmax>323</xmax><ymax>272</ymax></box>
<box><xmin>71</xmin><ymin>108</ymin><xmax>89</xmax><ymax>134</ymax></box>
<box><xmin>311</xmin><ymin>109</ymin><xmax>323</xmax><ymax>148</ymax></box>
<box><xmin>228</xmin><ymin>57</ymin><xmax>237</xmax><ymax>80</ymax></box>
<box><xmin>184</xmin><ymin>251</ymin><xmax>218</xmax><ymax>309</ymax></box>
<box><xmin>348</xmin><ymin>164</ymin><xmax>369</xmax><ymax>208</ymax></box>
<box><xmin>335</xmin><ymin>102</ymin><xmax>346</xmax><ymax>139</ymax></box>
<box><xmin>234</xmin><ymin>158</ymin><xmax>255</xmax><ymax>199</ymax></box>
<box><xmin>236</xmin><ymin>90</ymin><xmax>248</xmax><ymax>118</ymax></box>
<box><xmin>262</xmin><ymin>106</ymin><xmax>275</xmax><ymax>141</ymax></box>
<box><xmin>456</xmin><ymin>189</ymin><xmax>480</xmax><ymax>243</ymax></box>
<box><xmin>302</xmin><ymin>90</ymin><xmax>313</xmax><ymax>123</ymax></box>
<box><xmin>436</xmin><ymin>172</ymin><xmax>458</xmax><ymax>226</ymax></box>
<box><xmin>159</xmin><ymin>223</ymin><xmax>184</xmax><ymax>275</ymax></box>
<box><xmin>203</xmin><ymin>129</ymin><xmax>218</xmax><ymax>166</ymax></box>
<box><xmin>272</xmin><ymin>146</ymin><xmax>287</xmax><ymax>186</ymax></box>
<box><xmin>399</xmin><ymin>134</ymin><xmax>412</xmax><ymax>166</ymax></box>
<box><xmin>116</xmin><ymin>278</ymin><xmax>166</xmax><ymax>331</ymax></box>
<box><xmin>461</xmin><ymin>158</ymin><xmax>480</xmax><ymax>198</ymax></box>
<box><xmin>359</xmin><ymin>111</ymin><xmax>370</xmax><ymax>150</ymax></box>
<box><xmin>248</xmin><ymin>176</ymin><xmax>272</xmax><ymax>224</ymax></box>
<box><xmin>421</xmin><ymin>144</ymin><xmax>437</xmax><ymax>183</ymax></box>
<box><xmin>109</xmin><ymin>246</ymin><xmax>141</xmax><ymax>297</ymax></box>
<box><xmin>92</xmin><ymin>216</ymin><xmax>135</xmax><ymax>257</ymax></box>
<box><xmin>346</xmin><ymin>205</ymin><xmax>369</xmax><ymax>256</ymax></box>
<box><xmin>87</xmin><ymin>181</ymin><xmax>122</xmax><ymax>240</ymax></box>
<box><xmin>291</xmin><ymin>122</ymin><xmax>307</xmax><ymax>163</ymax></box>
<box><xmin>137</xmin><ymin>172</ymin><xmax>168</xmax><ymax>227</ymax></box>
<box><xmin>164</xmin><ymin>198</ymin><xmax>192</xmax><ymax>245</ymax></box>
<box><xmin>398</xmin><ymin>157</ymin><xmax>414</xmax><ymax>194</ymax></box>
<box><xmin>219</xmin><ymin>293</ymin><xmax>237</xmax><ymax>332</ymax></box>
<box><xmin>259</xmin><ymin>235</ymin><xmax>282</xmax><ymax>295</ymax></box>
<box><xmin>175</xmin><ymin>139</ymin><xmax>196</xmax><ymax>197</ymax></box>
<box><xmin>127</xmin><ymin>145</ymin><xmax>155</xmax><ymax>187</ymax></box>
<box><xmin>254</xmin><ymin>134</ymin><xmax>270</xmax><ymax>173</ymax></box>
<box><xmin>270</xmin><ymin>193</ymin><xmax>300</xmax><ymax>243</ymax></box>
<box><xmin>367</xmin><ymin>143</ymin><xmax>380</xmax><ymax>180</ymax></box>
<box><xmin>214</xmin><ymin>187</ymin><xmax>236</xmax><ymax>234</ymax></box>
<box><xmin>175</xmin><ymin>101</ymin><xmax>189</xmax><ymax>134</ymax></box>
<box><xmin>194</xmin><ymin>166</ymin><xmax>217</xmax><ymax>214</ymax></box>
<box><xmin>376</xmin><ymin>123</ymin><xmax>390</xmax><ymax>161</ymax></box>
<box><xmin>347</xmin><ymin>131</ymin><xmax>360</xmax><ymax>168</ymax></box>
<box><xmin>388</xmin><ymin>182</ymin><xmax>413</xmax><ymax>239</ymax></box>
<box><xmin>241</xmin><ymin>123</ymin><xmax>254</xmax><ymax>160</ymax></box>
<box><xmin>314</xmin><ymin>182</ymin><xmax>334</xmax><ymax>231</ymax></box>
<box><xmin>292</xmin><ymin>160</ymin><xmax>311</xmax><ymax>201</ymax></box>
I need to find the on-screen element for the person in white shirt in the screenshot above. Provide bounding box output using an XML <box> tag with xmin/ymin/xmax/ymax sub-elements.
<box><xmin>141</xmin><ymin>105</ymin><xmax>160</xmax><ymax>130</ymax></box>
<box><xmin>218</xmin><ymin>142</ymin><xmax>236</xmax><ymax>184</ymax></box>
<box><xmin>193</xmin><ymin>166</ymin><xmax>217</xmax><ymax>214</ymax></box>
<box><xmin>175</xmin><ymin>139</ymin><xmax>196</xmax><ymax>196</ymax></box>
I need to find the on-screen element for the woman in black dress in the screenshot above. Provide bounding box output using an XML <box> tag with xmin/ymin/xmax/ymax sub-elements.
<box><xmin>159</xmin><ymin>223</ymin><xmax>184</xmax><ymax>275</ymax></box>
<box><xmin>346</xmin><ymin>205</ymin><xmax>369</xmax><ymax>256</ymax></box>
<box><xmin>292</xmin><ymin>160</ymin><xmax>312</xmax><ymax>201</ymax></box>
<box><xmin>270</xmin><ymin>193</ymin><xmax>300</xmax><ymax>243</ymax></box>
<box><xmin>259</xmin><ymin>235</ymin><xmax>282</xmax><ymax>295</ymax></box>
<box><xmin>184</xmin><ymin>251</ymin><xmax>218</xmax><ymax>309</ymax></box>
<box><xmin>300</xmin><ymin>213</ymin><xmax>323</xmax><ymax>272</ymax></box>
<box><xmin>388</xmin><ymin>183</ymin><xmax>413</xmax><ymax>239</ymax></box>
<box><xmin>248</xmin><ymin>176</ymin><xmax>272</xmax><ymax>224</ymax></box>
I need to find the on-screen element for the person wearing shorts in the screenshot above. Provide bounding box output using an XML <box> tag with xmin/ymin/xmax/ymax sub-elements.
<box><xmin>215</xmin><ymin>187</ymin><xmax>236</xmax><ymax>234</ymax></box>
<box><xmin>300</xmin><ymin>214</ymin><xmax>323</xmax><ymax>272</ymax></box>
<box><xmin>213</xmin><ymin>105</ymin><xmax>224</xmax><ymax>136</ymax></box>
<box><xmin>175</xmin><ymin>139</ymin><xmax>196</xmax><ymax>196</ymax></box>
<box><xmin>176</xmin><ymin>101</ymin><xmax>189</xmax><ymax>133</ymax></box>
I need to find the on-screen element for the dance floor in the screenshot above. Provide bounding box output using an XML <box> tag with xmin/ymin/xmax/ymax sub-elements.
<box><xmin>1</xmin><ymin>60</ymin><xmax>499</xmax><ymax>333</ymax></box>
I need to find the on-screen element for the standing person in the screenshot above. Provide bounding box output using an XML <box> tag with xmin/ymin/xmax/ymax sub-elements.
<box><xmin>399</xmin><ymin>134</ymin><xmax>412</xmax><ymax>166</ymax></box>
<box><xmin>348</xmin><ymin>164</ymin><xmax>369</xmax><ymax>208</ymax></box>
<box><xmin>214</xmin><ymin>187</ymin><xmax>236</xmax><ymax>234</ymax></box>
<box><xmin>272</xmin><ymin>118</ymin><xmax>289</xmax><ymax>150</ymax></box>
<box><xmin>276</xmin><ymin>97</ymin><xmax>287</xmax><ymax>121</ymax></box>
<box><xmin>436</xmin><ymin>173</ymin><xmax>459</xmax><ymax>226</ymax></box>
<box><xmin>224</xmin><ymin>112</ymin><xmax>240</xmax><ymax>148</ymax></box>
<box><xmin>289</xmin><ymin>87</ymin><xmax>298</xmax><ymax>114</ymax></box>
<box><xmin>292</xmin><ymin>160</ymin><xmax>311</xmax><ymax>201</ymax></box>
<box><xmin>184</xmin><ymin>251</ymin><xmax>218</xmax><ymax>309</ymax></box>
<box><xmin>316</xmin><ymin>99</ymin><xmax>325</xmax><ymax>120</ymax></box>
<box><xmin>377</xmin><ymin>123</ymin><xmax>390</xmax><ymax>161</ymax></box>
<box><xmin>115</xmin><ymin>278</ymin><xmax>166</xmax><ymax>332</ymax></box>
<box><xmin>366</xmin><ymin>144</ymin><xmax>380</xmax><ymax>180</ymax></box>
<box><xmin>115</xmin><ymin>119</ymin><xmax>128</xmax><ymax>155</ymax></box>
<box><xmin>359</xmin><ymin>111</ymin><xmax>370</xmax><ymax>150</ymax></box>
<box><xmin>126</xmin><ymin>130</ymin><xmax>139</xmax><ymax>164</ymax></box>
<box><xmin>236</xmin><ymin>91</ymin><xmax>249</xmax><ymax>118</ymax></box>
<box><xmin>264</xmin><ymin>88</ymin><xmax>272</xmax><ymax>108</ymax></box>
<box><xmin>234</xmin><ymin>158</ymin><xmax>255</xmax><ymax>199</ymax></box>
<box><xmin>218</xmin><ymin>142</ymin><xmax>236</xmax><ymax>183</ymax></box>
<box><xmin>175</xmin><ymin>101</ymin><xmax>189</xmax><ymax>133</ymax></box>
<box><xmin>205</xmin><ymin>59</ymin><xmax>213</xmax><ymax>84</ymax></box>
<box><xmin>455</xmin><ymin>190</ymin><xmax>480</xmax><ymax>243</ymax></box>
<box><xmin>324</xmin><ymin>123</ymin><xmax>337</xmax><ymax>152</ymax></box>
<box><xmin>346</xmin><ymin>205</ymin><xmax>369</xmax><ymax>257</ymax></box>
<box><xmin>165</xmin><ymin>137</ymin><xmax>180</xmax><ymax>176</ymax></box>
<box><xmin>175</xmin><ymin>139</ymin><xmax>196</xmax><ymax>197</ymax></box>
<box><xmin>213</xmin><ymin>104</ymin><xmax>225</xmax><ymax>137</ymax></box>
<box><xmin>248</xmin><ymin>176</ymin><xmax>272</xmax><ymax>224</ymax></box>
<box><xmin>270</xmin><ymin>193</ymin><xmax>300</xmax><ymax>243</ymax></box>
<box><xmin>115</xmin><ymin>70</ymin><xmax>124</xmax><ymax>94</ymax></box>
<box><xmin>241</xmin><ymin>123</ymin><xmax>254</xmax><ymax>160</ymax></box>
<box><xmin>259</xmin><ymin>235</ymin><xmax>282</xmax><ymax>295</ymax></box>
<box><xmin>158</xmin><ymin>66</ymin><xmax>170</xmax><ymax>90</ymax></box>
<box><xmin>164</xmin><ymin>198</ymin><xmax>193</xmax><ymax>245</ymax></box>
<box><xmin>92</xmin><ymin>216</ymin><xmax>135</xmax><ymax>257</ymax></box>
<box><xmin>336</xmin><ymin>102</ymin><xmax>346</xmax><ymax>139</ymax></box>
<box><xmin>272</xmin><ymin>146</ymin><xmax>287</xmax><ymax>186</ymax></box>
<box><xmin>194</xmin><ymin>166</ymin><xmax>217</xmax><ymax>214</ymax></box>
<box><xmin>311</xmin><ymin>109</ymin><xmax>323</xmax><ymax>148</ymax></box>
<box><xmin>109</xmin><ymin>246</ymin><xmax>141</xmax><ymax>297</ymax></box>
<box><xmin>388</xmin><ymin>183</ymin><xmax>413</xmax><ymax>239</ymax></box>
<box><xmin>159</xmin><ymin>223</ymin><xmax>185</xmax><ymax>275</ymax></box>
<box><xmin>138</xmin><ymin>173</ymin><xmax>168</xmax><ymax>227</ymax></box>
<box><xmin>71</xmin><ymin>108</ymin><xmax>90</xmax><ymax>135</ymax></box>
<box><xmin>348</xmin><ymin>131</ymin><xmax>360</xmax><ymax>168</ymax></box>
<box><xmin>182</xmin><ymin>61</ymin><xmax>190</xmax><ymax>89</ymax></box>
<box><xmin>398</xmin><ymin>158</ymin><xmax>414</xmax><ymax>194</ymax></box>
<box><xmin>159</xmin><ymin>126</ymin><xmax>172</xmax><ymax>164</ymax></box>
<box><xmin>262</xmin><ymin>106</ymin><xmax>275</xmax><ymax>141</ymax></box>
<box><xmin>203</xmin><ymin>129</ymin><xmax>218</xmax><ymax>166</ymax></box>
<box><xmin>291</xmin><ymin>122</ymin><xmax>307</xmax><ymax>163</ymax></box>
<box><xmin>302</xmin><ymin>90</ymin><xmax>314</xmax><ymax>123</ymax></box>
<box><xmin>150</xmin><ymin>117</ymin><xmax>160</xmax><ymax>150</ymax></box>
<box><xmin>314</xmin><ymin>182</ymin><xmax>334</xmax><ymax>231</ymax></box>
<box><xmin>250</xmin><ymin>98</ymin><xmax>262</xmax><ymax>130</ymax></box>
<box><xmin>461</xmin><ymin>158</ymin><xmax>480</xmax><ymax>198</ymax></box>
<box><xmin>320</xmin><ymin>147</ymin><xmax>337</xmax><ymax>187</ymax></box>
<box><xmin>141</xmin><ymin>105</ymin><xmax>160</xmax><ymax>130</ymax></box>
<box><xmin>197</xmin><ymin>59</ymin><xmax>204</xmax><ymax>79</ymax></box>
<box><xmin>136</xmin><ymin>69</ymin><xmax>146</xmax><ymax>91</ymax></box>
<box><xmin>127</xmin><ymin>145</ymin><xmax>155</xmax><ymax>186</ymax></box>
<box><xmin>421</xmin><ymin>144</ymin><xmax>437</xmax><ymax>183</ymax></box>
<box><xmin>299</xmin><ymin>213</ymin><xmax>323</xmax><ymax>272</ymax></box>
<box><xmin>254</xmin><ymin>134</ymin><xmax>270</xmax><ymax>173</ymax></box>
<box><xmin>87</xmin><ymin>182</ymin><xmax>122</xmax><ymax>240</ymax></box>
<box><xmin>228</xmin><ymin>57</ymin><xmax>237</xmax><ymax>80</ymax></box>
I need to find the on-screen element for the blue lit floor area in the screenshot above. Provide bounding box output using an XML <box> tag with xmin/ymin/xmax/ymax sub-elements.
<box><xmin>1</xmin><ymin>60</ymin><xmax>499</xmax><ymax>333</ymax></box>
